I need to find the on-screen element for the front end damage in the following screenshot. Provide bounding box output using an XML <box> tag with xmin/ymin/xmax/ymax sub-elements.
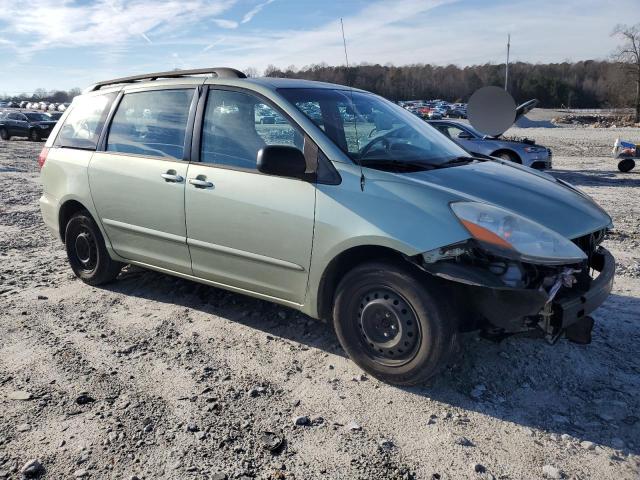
<box><xmin>418</xmin><ymin>229</ymin><xmax>615</xmax><ymax>343</ymax></box>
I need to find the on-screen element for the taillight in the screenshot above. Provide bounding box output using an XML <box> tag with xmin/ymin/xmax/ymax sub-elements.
<box><xmin>38</xmin><ymin>147</ymin><xmax>49</xmax><ymax>169</ymax></box>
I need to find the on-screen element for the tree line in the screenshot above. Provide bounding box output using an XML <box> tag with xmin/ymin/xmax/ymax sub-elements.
<box><xmin>2</xmin><ymin>60</ymin><xmax>635</xmax><ymax>111</ymax></box>
<box><xmin>263</xmin><ymin>60</ymin><xmax>635</xmax><ymax>109</ymax></box>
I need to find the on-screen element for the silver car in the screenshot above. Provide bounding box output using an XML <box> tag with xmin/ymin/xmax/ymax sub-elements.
<box><xmin>428</xmin><ymin>119</ymin><xmax>552</xmax><ymax>170</ymax></box>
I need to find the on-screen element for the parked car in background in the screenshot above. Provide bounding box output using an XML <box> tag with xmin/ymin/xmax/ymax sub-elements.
<box><xmin>0</xmin><ymin>110</ymin><xmax>58</xmax><ymax>141</ymax></box>
<box><xmin>58</xmin><ymin>103</ymin><xmax>70</xmax><ymax>111</ymax></box>
<box><xmin>38</xmin><ymin>67</ymin><xmax>613</xmax><ymax>385</ymax></box>
<box><xmin>46</xmin><ymin>111</ymin><xmax>63</xmax><ymax>121</ymax></box>
<box><xmin>428</xmin><ymin>119</ymin><xmax>552</xmax><ymax>169</ymax></box>
<box><xmin>427</xmin><ymin>109</ymin><xmax>443</xmax><ymax>120</ymax></box>
<box><xmin>447</xmin><ymin>107</ymin><xmax>467</xmax><ymax>119</ymax></box>
<box><xmin>48</xmin><ymin>103</ymin><xmax>60</xmax><ymax>111</ymax></box>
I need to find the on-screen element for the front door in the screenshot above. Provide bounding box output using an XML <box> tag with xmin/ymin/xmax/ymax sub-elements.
<box><xmin>185</xmin><ymin>88</ymin><xmax>316</xmax><ymax>304</ymax></box>
<box><xmin>89</xmin><ymin>88</ymin><xmax>196</xmax><ymax>274</ymax></box>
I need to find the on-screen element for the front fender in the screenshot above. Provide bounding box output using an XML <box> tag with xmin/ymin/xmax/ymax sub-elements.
<box><xmin>303</xmin><ymin>162</ymin><xmax>470</xmax><ymax>318</ymax></box>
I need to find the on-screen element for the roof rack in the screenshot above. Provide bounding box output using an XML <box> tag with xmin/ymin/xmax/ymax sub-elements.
<box><xmin>85</xmin><ymin>67</ymin><xmax>247</xmax><ymax>92</ymax></box>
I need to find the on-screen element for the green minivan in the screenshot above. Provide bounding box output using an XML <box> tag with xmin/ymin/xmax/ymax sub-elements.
<box><xmin>38</xmin><ymin>68</ymin><xmax>615</xmax><ymax>385</ymax></box>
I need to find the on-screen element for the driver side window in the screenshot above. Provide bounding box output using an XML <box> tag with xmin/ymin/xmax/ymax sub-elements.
<box><xmin>201</xmin><ymin>90</ymin><xmax>303</xmax><ymax>171</ymax></box>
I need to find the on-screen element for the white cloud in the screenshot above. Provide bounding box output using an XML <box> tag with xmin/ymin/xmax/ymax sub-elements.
<box><xmin>241</xmin><ymin>0</ymin><xmax>274</xmax><ymax>24</ymax></box>
<box><xmin>0</xmin><ymin>0</ymin><xmax>237</xmax><ymax>51</ymax></box>
<box><xmin>213</xmin><ymin>18</ymin><xmax>239</xmax><ymax>29</ymax></box>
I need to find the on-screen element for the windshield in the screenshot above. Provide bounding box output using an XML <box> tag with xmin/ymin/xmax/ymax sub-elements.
<box><xmin>278</xmin><ymin>88</ymin><xmax>470</xmax><ymax>166</ymax></box>
<box><xmin>25</xmin><ymin>113</ymin><xmax>51</xmax><ymax>122</ymax></box>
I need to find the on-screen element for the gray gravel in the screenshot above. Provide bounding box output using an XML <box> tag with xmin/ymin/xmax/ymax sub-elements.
<box><xmin>1</xmin><ymin>128</ymin><xmax>640</xmax><ymax>479</ymax></box>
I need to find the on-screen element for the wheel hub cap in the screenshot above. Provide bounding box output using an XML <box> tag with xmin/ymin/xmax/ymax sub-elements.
<box><xmin>75</xmin><ymin>232</ymin><xmax>92</xmax><ymax>266</ymax></box>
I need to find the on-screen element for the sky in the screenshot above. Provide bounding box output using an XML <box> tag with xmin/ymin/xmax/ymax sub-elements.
<box><xmin>0</xmin><ymin>0</ymin><xmax>636</xmax><ymax>94</ymax></box>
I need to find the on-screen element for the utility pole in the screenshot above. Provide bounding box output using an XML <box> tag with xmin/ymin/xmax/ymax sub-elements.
<box><xmin>505</xmin><ymin>33</ymin><xmax>510</xmax><ymax>91</ymax></box>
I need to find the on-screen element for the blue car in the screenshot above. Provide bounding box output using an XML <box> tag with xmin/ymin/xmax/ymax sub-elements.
<box><xmin>428</xmin><ymin>119</ymin><xmax>552</xmax><ymax>170</ymax></box>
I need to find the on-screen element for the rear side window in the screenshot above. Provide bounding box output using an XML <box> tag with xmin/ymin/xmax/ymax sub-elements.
<box><xmin>107</xmin><ymin>89</ymin><xmax>194</xmax><ymax>160</ymax></box>
<box><xmin>55</xmin><ymin>92</ymin><xmax>116</xmax><ymax>149</ymax></box>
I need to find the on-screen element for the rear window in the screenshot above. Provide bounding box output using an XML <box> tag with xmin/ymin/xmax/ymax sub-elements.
<box><xmin>106</xmin><ymin>89</ymin><xmax>194</xmax><ymax>159</ymax></box>
<box><xmin>54</xmin><ymin>92</ymin><xmax>116</xmax><ymax>149</ymax></box>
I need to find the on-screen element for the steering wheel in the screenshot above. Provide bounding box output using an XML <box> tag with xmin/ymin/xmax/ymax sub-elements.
<box><xmin>360</xmin><ymin>135</ymin><xmax>392</xmax><ymax>158</ymax></box>
<box><xmin>360</xmin><ymin>125</ymin><xmax>419</xmax><ymax>158</ymax></box>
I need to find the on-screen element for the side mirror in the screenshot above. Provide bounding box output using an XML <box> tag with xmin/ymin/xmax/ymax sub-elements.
<box><xmin>457</xmin><ymin>131</ymin><xmax>473</xmax><ymax>139</ymax></box>
<box><xmin>257</xmin><ymin>145</ymin><xmax>307</xmax><ymax>179</ymax></box>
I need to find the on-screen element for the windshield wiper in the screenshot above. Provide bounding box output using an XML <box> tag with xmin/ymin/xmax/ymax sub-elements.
<box><xmin>358</xmin><ymin>158</ymin><xmax>437</xmax><ymax>171</ymax></box>
<box><xmin>436</xmin><ymin>156</ymin><xmax>477</xmax><ymax>167</ymax></box>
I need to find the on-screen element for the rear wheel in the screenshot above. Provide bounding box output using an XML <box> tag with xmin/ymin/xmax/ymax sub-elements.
<box><xmin>332</xmin><ymin>260</ymin><xmax>458</xmax><ymax>385</ymax></box>
<box><xmin>29</xmin><ymin>129</ymin><xmax>41</xmax><ymax>141</ymax></box>
<box><xmin>65</xmin><ymin>211</ymin><xmax>122</xmax><ymax>285</ymax></box>
<box><xmin>0</xmin><ymin>128</ymin><xmax>9</xmax><ymax>141</ymax></box>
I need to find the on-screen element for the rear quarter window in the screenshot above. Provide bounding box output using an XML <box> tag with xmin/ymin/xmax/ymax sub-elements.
<box><xmin>54</xmin><ymin>92</ymin><xmax>117</xmax><ymax>150</ymax></box>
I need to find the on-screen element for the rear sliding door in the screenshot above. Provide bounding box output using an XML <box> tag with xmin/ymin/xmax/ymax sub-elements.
<box><xmin>88</xmin><ymin>87</ymin><xmax>196</xmax><ymax>274</ymax></box>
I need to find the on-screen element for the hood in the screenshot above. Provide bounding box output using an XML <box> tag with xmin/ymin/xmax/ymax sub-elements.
<box><xmin>399</xmin><ymin>161</ymin><xmax>611</xmax><ymax>240</ymax></box>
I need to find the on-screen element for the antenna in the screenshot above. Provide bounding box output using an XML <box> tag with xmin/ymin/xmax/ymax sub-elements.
<box><xmin>505</xmin><ymin>33</ymin><xmax>510</xmax><ymax>91</ymax></box>
<box><xmin>340</xmin><ymin>18</ymin><xmax>364</xmax><ymax>188</ymax></box>
<box><xmin>340</xmin><ymin>18</ymin><xmax>350</xmax><ymax>69</ymax></box>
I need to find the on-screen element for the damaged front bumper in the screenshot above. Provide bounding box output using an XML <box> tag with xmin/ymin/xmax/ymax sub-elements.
<box><xmin>419</xmin><ymin>241</ymin><xmax>615</xmax><ymax>342</ymax></box>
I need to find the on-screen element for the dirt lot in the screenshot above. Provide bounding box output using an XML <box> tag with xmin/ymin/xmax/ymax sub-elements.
<box><xmin>1</xmin><ymin>123</ymin><xmax>639</xmax><ymax>480</ymax></box>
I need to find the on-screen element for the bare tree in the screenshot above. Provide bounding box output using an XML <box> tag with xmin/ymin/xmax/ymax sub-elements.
<box><xmin>612</xmin><ymin>24</ymin><xmax>640</xmax><ymax>122</ymax></box>
<box><xmin>243</xmin><ymin>67</ymin><xmax>260</xmax><ymax>78</ymax></box>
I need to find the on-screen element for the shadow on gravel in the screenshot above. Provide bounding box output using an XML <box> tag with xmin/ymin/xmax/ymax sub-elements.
<box><xmin>110</xmin><ymin>266</ymin><xmax>344</xmax><ymax>354</ymax></box>
<box><xmin>514</xmin><ymin>115</ymin><xmax>557</xmax><ymax>128</ymax></box>
<box><xmin>551</xmin><ymin>169</ymin><xmax>640</xmax><ymax>188</ymax></box>
<box><xmin>103</xmin><ymin>268</ymin><xmax>640</xmax><ymax>455</ymax></box>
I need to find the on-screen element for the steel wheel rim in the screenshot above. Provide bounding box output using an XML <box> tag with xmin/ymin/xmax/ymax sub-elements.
<box><xmin>356</xmin><ymin>288</ymin><xmax>421</xmax><ymax>366</ymax></box>
<box><xmin>73</xmin><ymin>228</ymin><xmax>97</xmax><ymax>272</ymax></box>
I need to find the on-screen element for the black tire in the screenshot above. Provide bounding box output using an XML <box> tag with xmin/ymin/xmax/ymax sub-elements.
<box><xmin>0</xmin><ymin>128</ymin><xmax>10</xmax><ymax>141</ymax></box>
<box><xmin>618</xmin><ymin>158</ymin><xmax>636</xmax><ymax>173</ymax></box>
<box><xmin>332</xmin><ymin>260</ymin><xmax>458</xmax><ymax>385</ymax></box>
<box><xmin>29</xmin><ymin>129</ymin><xmax>41</xmax><ymax>141</ymax></box>
<box><xmin>494</xmin><ymin>151</ymin><xmax>519</xmax><ymax>163</ymax></box>
<box><xmin>64</xmin><ymin>211</ymin><xmax>122</xmax><ymax>285</ymax></box>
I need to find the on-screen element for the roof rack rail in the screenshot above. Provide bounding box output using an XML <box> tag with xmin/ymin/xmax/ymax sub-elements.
<box><xmin>85</xmin><ymin>67</ymin><xmax>247</xmax><ymax>92</ymax></box>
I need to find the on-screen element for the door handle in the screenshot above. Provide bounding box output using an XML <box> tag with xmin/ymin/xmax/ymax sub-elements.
<box><xmin>161</xmin><ymin>171</ymin><xmax>184</xmax><ymax>183</ymax></box>
<box><xmin>189</xmin><ymin>178</ymin><xmax>214</xmax><ymax>189</ymax></box>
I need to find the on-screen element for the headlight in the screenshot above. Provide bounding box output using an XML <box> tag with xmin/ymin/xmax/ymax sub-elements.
<box><xmin>450</xmin><ymin>202</ymin><xmax>586</xmax><ymax>265</ymax></box>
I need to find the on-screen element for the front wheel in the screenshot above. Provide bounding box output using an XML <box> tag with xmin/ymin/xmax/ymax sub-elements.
<box><xmin>0</xmin><ymin>128</ymin><xmax>10</xmax><ymax>141</ymax></box>
<box><xmin>332</xmin><ymin>260</ymin><xmax>458</xmax><ymax>385</ymax></box>
<box><xmin>65</xmin><ymin>211</ymin><xmax>123</xmax><ymax>285</ymax></box>
<box><xmin>494</xmin><ymin>151</ymin><xmax>519</xmax><ymax>163</ymax></box>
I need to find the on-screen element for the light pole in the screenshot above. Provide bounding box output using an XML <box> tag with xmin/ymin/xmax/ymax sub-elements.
<box><xmin>505</xmin><ymin>33</ymin><xmax>510</xmax><ymax>91</ymax></box>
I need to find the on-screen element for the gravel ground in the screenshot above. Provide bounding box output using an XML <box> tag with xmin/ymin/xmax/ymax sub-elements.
<box><xmin>1</xmin><ymin>124</ymin><xmax>639</xmax><ymax>480</ymax></box>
